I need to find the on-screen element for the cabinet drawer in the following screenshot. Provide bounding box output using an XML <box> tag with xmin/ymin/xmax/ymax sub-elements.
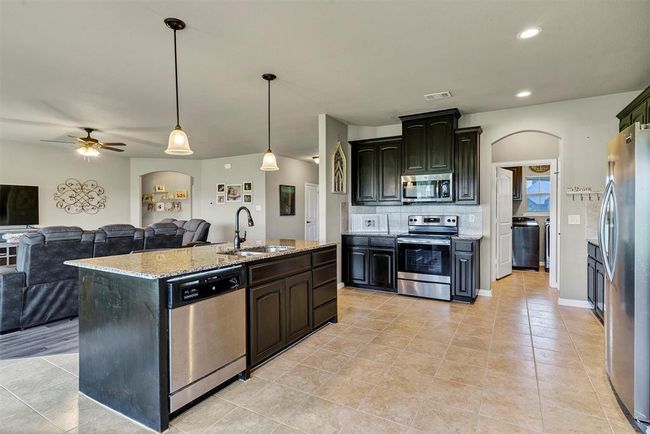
<box><xmin>313</xmin><ymin>300</ymin><xmax>337</xmax><ymax>328</ymax></box>
<box><xmin>453</xmin><ymin>240</ymin><xmax>474</xmax><ymax>252</ymax></box>
<box><xmin>249</xmin><ymin>253</ymin><xmax>311</xmax><ymax>285</ymax></box>
<box><xmin>313</xmin><ymin>248</ymin><xmax>337</xmax><ymax>266</ymax></box>
<box><xmin>313</xmin><ymin>262</ymin><xmax>337</xmax><ymax>287</ymax></box>
<box><xmin>369</xmin><ymin>237</ymin><xmax>395</xmax><ymax>248</ymax></box>
<box><xmin>343</xmin><ymin>236</ymin><xmax>368</xmax><ymax>246</ymax></box>
<box><xmin>313</xmin><ymin>280</ymin><xmax>337</xmax><ymax>308</ymax></box>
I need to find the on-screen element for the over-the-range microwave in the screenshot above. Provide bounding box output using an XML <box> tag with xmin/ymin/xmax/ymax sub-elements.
<box><xmin>401</xmin><ymin>173</ymin><xmax>453</xmax><ymax>203</ymax></box>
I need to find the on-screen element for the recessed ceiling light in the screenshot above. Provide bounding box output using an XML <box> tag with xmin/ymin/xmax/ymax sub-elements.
<box><xmin>516</xmin><ymin>90</ymin><xmax>532</xmax><ymax>98</ymax></box>
<box><xmin>517</xmin><ymin>27</ymin><xmax>542</xmax><ymax>39</ymax></box>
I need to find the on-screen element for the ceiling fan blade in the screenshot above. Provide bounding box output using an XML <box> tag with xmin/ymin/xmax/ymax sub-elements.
<box><xmin>101</xmin><ymin>142</ymin><xmax>127</xmax><ymax>146</ymax></box>
<box><xmin>101</xmin><ymin>146</ymin><xmax>125</xmax><ymax>152</ymax></box>
<box><xmin>40</xmin><ymin>139</ymin><xmax>75</xmax><ymax>144</ymax></box>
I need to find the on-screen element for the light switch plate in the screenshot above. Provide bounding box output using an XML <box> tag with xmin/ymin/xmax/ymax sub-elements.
<box><xmin>568</xmin><ymin>214</ymin><xmax>581</xmax><ymax>225</ymax></box>
<box><xmin>224</xmin><ymin>163</ymin><xmax>232</xmax><ymax>169</ymax></box>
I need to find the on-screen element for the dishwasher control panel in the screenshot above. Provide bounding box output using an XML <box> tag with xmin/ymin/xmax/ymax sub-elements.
<box><xmin>167</xmin><ymin>266</ymin><xmax>247</xmax><ymax>308</ymax></box>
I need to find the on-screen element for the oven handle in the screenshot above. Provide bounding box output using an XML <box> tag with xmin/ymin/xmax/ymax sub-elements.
<box><xmin>397</xmin><ymin>238</ymin><xmax>451</xmax><ymax>246</ymax></box>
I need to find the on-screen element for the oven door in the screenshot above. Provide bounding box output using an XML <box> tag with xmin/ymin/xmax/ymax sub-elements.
<box><xmin>397</xmin><ymin>238</ymin><xmax>451</xmax><ymax>282</ymax></box>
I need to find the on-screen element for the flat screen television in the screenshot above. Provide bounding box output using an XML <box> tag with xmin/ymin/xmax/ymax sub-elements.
<box><xmin>0</xmin><ymin>185</ymin><xmax>39</xmax><ymax>226</ymax></box>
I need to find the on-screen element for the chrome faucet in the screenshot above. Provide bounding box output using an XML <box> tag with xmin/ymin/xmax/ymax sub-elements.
<box><xmin>234</xmin><ymin>206</ymin><xmax>255</xmax><ymax>249</ymax></box>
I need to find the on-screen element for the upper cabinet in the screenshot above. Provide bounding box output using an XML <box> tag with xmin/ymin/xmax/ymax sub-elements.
<box><xmin>504</xmin><ymin>166</ymin><xmax>523</xmax><ymax>201</ymax></box>
<box><xmin>350</xmin><ymin>136</ymin><xmax>402</xmax><ymax>206</ymax></box>
<box><xmin>400</xmin><ymin>109</ymin><xmax>460</xmax><ymax>175</ymax></box>
<box><xmin>454</xmin><ymin>127</ymin><xmax>482</xmax><ymax>204</ymax></box>
<box><xmin>617</xmin><ymin>85</ymin><xmax>650</xmax><ymax>131</ymax></box>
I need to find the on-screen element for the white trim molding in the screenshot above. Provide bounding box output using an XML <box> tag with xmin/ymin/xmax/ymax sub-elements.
<box><xmin>558</xmin><ymin>298</ymin><xmax>592</xmax><ymax>309</ymax></box>
<box><xmin>478</xmin><ymin>289</ymin><xmax>493</xmax><ymax>297</ymax></box>
<box><xmin>337</xmin><ymin>282</ymin><xmax>345</xmax><ymax>289</ymax></box>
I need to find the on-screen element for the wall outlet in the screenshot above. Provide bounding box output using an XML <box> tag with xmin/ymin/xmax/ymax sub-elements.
<box><xmin>255</xmin><ymin>205</ymin><xmax>262</xmax><ymax>211</ymax></box>
<box><xmin>568</xmin><ymin>214</ymin><xmax>581</xmax><ymax>225</ymax></box>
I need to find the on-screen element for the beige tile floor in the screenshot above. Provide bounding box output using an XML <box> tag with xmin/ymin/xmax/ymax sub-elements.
<box><xmin>0</xmin><ymin>270</ymin><xmax>638</xmax><ymax>433</ymax></box>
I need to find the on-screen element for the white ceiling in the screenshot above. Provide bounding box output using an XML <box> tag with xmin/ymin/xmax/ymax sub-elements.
<box><xmin>1</xmin><ymin>1</ymin><xmax>648</xmax><ymax>159</ymax></box>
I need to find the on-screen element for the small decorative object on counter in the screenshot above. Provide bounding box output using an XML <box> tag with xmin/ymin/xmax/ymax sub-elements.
<box><xmin>54</xmin><ymin>178</ymin><xmax>107</xmax><ymax>214</ymax></box>
<box><xmin>332</xmin><ymin>141</ymin><xmax>347</xmax><ymax>194</ymax></box>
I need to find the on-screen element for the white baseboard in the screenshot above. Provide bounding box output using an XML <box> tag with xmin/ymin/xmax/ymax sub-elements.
<box><xmin>337</xmin><ymin>282</ymin><xmax>345</xmax><ymax>289</ymax></box>
<box><xmin>558</xmin><ymin>298</ymin><xmax>592</xmax><ymax>309</ymax></box>
<box><xmin>478</xmin><ymin>289</ymin><xmax>492</xmax><ymax>297</ymax></box>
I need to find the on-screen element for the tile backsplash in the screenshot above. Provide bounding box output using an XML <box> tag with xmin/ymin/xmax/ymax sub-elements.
<box><xmin>349</xmin><ymin>205</ymin><xmax>482</xmax><ymax>236</ymax></box>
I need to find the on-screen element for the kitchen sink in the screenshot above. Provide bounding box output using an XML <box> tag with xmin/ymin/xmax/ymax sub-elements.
<box><xmin>224</xmin><ymin>245</ymin><xmax>293</xmax><ymax>257</ymax></box>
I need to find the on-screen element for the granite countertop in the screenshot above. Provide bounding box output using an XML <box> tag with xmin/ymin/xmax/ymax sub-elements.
<box><xmin>65</xmin><ymin>240</ymin><xmax>337</xmax><ymax>280</ymax></box>
<box><xmin>342</xmin><ymin>232</ymin><xmax>396</xmax><ymax>237</ymax></box>
<box><xmin>453</xmin><ymin>235</ymin><xmax>483</xmax><ymax>241</ymax></box>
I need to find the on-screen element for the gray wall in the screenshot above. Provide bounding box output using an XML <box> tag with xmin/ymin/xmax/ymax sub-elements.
<box><xmin>265</xmin><ymin>156</ymin><xmax>318</xmax><ymax>240</ymax></box>
<box><xmin>491</xmin><ymin>131</ymin><xmax>560</xmax><ymax>162</ymax></box>
<box><xmin>200</xmin><ymin>154</ymin><xmax>267</xmax><ymax>244</ymax></box>
<box><xmin>318</xmin><ymin>114</ymin><xmax>349</xmax><ymax>283</ymax></box>
<box><xmin>0</xmin><ymin>141</ymin><xmax>130</xmax><ymax>229</ymax></box>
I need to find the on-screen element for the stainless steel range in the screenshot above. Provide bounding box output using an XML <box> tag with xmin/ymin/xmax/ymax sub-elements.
<box><xmin>396</xmin><ymin>215</ymin><xmax>457</xmax><ymax>301</ymax></box>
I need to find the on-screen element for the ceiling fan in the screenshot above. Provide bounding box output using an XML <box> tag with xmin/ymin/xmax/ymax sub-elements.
<box><xmin>41</xmin><ymin>127</ymin><xmax>127</xmax><ymax>157</ymax></box>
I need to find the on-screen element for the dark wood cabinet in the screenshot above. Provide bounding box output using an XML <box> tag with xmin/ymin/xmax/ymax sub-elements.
<box><xmin>369</xmin><ymin>248</ymin><xmax>395</xmax><ymax>289</ymax></box>
<box><xmin>352</xmin><ymin>143</ymin><xmax>378</xmax><ymax>204</ymax></box>
<box><xmin>249</xmin><ymin>247</ymin><xmax>337</xmax><ymax>368</ymax></box>
<box><xmin>285</xmin><ymin>271</ymin><xmax>312</xmax><ymax>344</ymax></box>
<box><xmin>454</xmin><ymin>127</ymin><xmax>482</xmax><ymax>204</ymax></box>
<box><xmin>617</xmin><ymin>85</ymin><xmax>650</xmax><ymax>131</ymax></box>
<box><xmin>400</xmin><ymin>109</ymin><xmax>460</xmax><ymax>175</ymax></box>
<box><xmin>451</xmin><ymin>239</ymin><xmax>480</xmax><ymax>302</ymax></box>
<box><xmin>343</xmin><ymin>235</ymin><xmax>396</xmax><ymax>292</ymax></box>
<box><xmin>350</xmin><ymin>137</ymin><xmax>402</xmax><ymax>206</ymax></box>
<box><xmin>587</xmin><ymin>241</ymin><xmax>605</xmax><ymax>323</ymax></box>
<box><xmin>505</xmin><ymin>166</ymin><xmax>523</xmax><ymax>201</ymax></box>
<box><xmin>250</xmin><ymin>280</ymin><xmax>286</xmax><ymax>366</ymax></box>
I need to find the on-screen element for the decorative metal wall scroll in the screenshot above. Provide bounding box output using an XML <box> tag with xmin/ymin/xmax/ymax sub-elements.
<box><xmin>54</xmin><ymin>179</ymin><xmax>107</xmax><ymax>214</ymax></box>
<box><xmin>332</xmin><ymin>141</ymin><xmax>347</xmax><ymax>194</ymax></box>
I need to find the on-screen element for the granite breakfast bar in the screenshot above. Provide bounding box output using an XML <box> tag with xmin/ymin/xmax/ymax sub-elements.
<box><xmin>66</xmin><ymin>240</ymin><xmax>338</xmax><ymax>432</ymax></box>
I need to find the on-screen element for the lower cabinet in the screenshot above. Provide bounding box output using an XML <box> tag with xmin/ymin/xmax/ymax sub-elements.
<box><xmin>587</xmin><ymin>242</ymin><xmax>605</xmax><ymax>323</ymax></box>
<box><xmin>248</xmin><ymin>247</ymin><xmax>337</xmax><ymax>368</ymax></box>
<box><xmin>342</xmin><ymin>235</ymin><xmax>397</xmax><ymax>292</ymax></box>
<box><xmin>451</xmin><ymin>238</ymin><xmax>480</xmax><ymax>302</ymax></box>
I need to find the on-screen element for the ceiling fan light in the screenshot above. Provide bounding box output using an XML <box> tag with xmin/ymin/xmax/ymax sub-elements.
<box><xmin>165</xmin><ymin>126</ymin><xmax>193</xmax><ymax>155</ymax></box>
<box><xmin>77</xmin><ymin>146</ymin><xmax>99</xmax><ymax>157</ymax></box>
<box><xmin>260</xmin><ymin>151</ymin><xmax>279</xmax><ymax>171</ymax></box>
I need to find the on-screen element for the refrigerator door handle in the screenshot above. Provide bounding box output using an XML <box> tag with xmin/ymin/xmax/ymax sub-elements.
<box><xmin>598</xmin><ymin>180</ymin><xmax>617</xmax><ymax>281</ymax></box>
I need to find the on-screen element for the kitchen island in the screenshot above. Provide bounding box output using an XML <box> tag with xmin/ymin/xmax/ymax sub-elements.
<box><xmin>66</xmin><ymin>240</ymin><xmax>338</xmax><ymax>432</ymax></box>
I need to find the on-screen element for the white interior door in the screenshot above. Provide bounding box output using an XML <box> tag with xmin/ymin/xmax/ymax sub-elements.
<box><xmin>496</xmin><ymin>168</ymin><xmax>513</xmax><ymax>279</ymax></box>
<box><xmin>305</xmin><ymin>183</ymin><xmax>319</xmax><ymax>241</ymax></box>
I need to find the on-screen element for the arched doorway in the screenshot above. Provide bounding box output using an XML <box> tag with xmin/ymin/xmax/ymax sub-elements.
<box><xmin>490</xmin><ymin>131</ymin><xmax>561</xmax><ymax>288</ymax></box>
<box><xmin>140</xmin><ymin>171</ymin><xmax>193</xmax><ymax>226</ymax></box>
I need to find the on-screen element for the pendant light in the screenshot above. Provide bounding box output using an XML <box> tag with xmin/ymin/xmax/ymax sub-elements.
<box><xmin>260</xmin><ymin>73</ymin><xmax>279</xmax><ymax>171</ymax></box>
<box><xmin>164</xmin><ymin>18</ymin><xmax>193</xmax><ymax>155</ymax></box>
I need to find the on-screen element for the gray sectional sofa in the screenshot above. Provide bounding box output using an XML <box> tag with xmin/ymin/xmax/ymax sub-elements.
<box><xmin>0</xmin><ymin>219</ymin><xmax>210</xmax><ymax>334</ymax></box>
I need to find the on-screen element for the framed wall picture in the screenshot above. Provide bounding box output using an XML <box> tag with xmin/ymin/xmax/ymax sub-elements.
<box><xmin>243</xmin><ymin>181</ymin><xmax>253</xmax><ymax>192</ymax></box>
<box><xmin>226</xmin><ymin>184</ymin><xmax>242</xmax><ymax>202</ymax></box>
<box><xmin>216</xmin><ymin>194</ymin><xmax>225</xmax><ymax>204</ymax></box>
<box><xmin>175</xmin><ymin>189</ymin><xmax>188</xmax><ymax>199</ymax></box>
<box><xmin>216</xmin><ymin>183</ymin><xmax>225</xmax><ymax>194</ymax></box>
<box><xmin>279</xmin><ymin>185</ymin><xmax>296</xmax><ymax>216</ymax></box>
<box><xmin>154</xmin><ymin>185</ymin><xmax>166</xmax><ymax>192</ymax></box>
<box><xmin>243</xmin><ymin>194</ymin><xmax>252</xmax><ymax>204</ymax></box>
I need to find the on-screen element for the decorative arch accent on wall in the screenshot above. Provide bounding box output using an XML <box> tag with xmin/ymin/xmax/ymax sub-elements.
<box><xmin>491</xmin><ymin>129</ymin><xmax>562</xmax><ymax>146</ymax></box>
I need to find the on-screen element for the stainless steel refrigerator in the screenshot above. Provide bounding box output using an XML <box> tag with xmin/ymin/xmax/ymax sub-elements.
<box><xmin>599</xmin><ymin>123</ymin><xmax>650</xmax><ymax>428</ymax></box>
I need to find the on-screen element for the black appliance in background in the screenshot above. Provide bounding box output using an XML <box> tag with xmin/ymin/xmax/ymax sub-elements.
<box><xmin>512</xmin><ymin>217</ymin><xmax>539</xmax><ymax>271</ymax></box>
<box><xmin>0</xmin><ymin>185</ymin><xmax>39</xmax><ymax>226</ymax></box>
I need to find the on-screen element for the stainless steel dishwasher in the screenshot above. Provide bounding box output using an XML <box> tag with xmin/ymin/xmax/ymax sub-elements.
<box><xmin>167</xmin><ymin>265</ymin><xmax>247</xmax><ymax>412</ymax></box>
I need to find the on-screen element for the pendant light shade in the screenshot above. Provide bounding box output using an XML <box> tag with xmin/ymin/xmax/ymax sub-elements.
<box><xmin>164</xmin><ymin>18</ymin><xmax>193</xmax><ymax>156</ymax></box>
<box><xmin>260</xmin><ymin>73</ymin><xmax>279</xmax><ymax>171</ymax></box>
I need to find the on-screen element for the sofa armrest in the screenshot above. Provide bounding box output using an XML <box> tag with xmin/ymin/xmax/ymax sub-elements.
<box><xmin>0</xmin><ymin>266</ymin><xmax>26</xmax><ymax>333</ymax></box>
